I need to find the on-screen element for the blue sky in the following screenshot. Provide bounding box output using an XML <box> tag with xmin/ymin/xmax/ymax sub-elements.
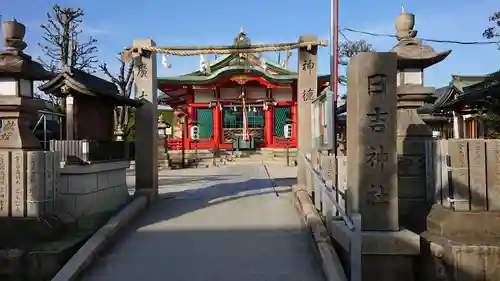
<box><xmin>3</xmin><ymin>0</ymin><xmax>500</xmax><ymax>92</ymax></box>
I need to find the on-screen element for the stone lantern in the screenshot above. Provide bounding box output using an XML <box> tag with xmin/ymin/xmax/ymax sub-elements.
<box><xmin>390</xmin><ymin>9</ymin><xmax>451</xmax><ymax>231</ymax></box>
<box><xmin>0</xmin><ymin>19</ymin><xmax>58</xmax><ymax>219</ymax></box>
<box><xmin>157</xmin><ymin>114</ymin><xmax>167</xmax><ymax>137</ymax></box>
<box><xmin>157</xmin><ymin>114</ymin><xmax>169</xmax><ymax>168</ymax></box>
<box><xmin>392</xmin><ymin>8</ymin><xmax>451</xmax><ymax>110</ymax></box>
<box><xmin>0</xmin><ymin>19</ymin><xmax>53</xmax><ymax>149</ymax></box>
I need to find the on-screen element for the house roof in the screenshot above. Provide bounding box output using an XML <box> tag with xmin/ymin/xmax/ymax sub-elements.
<box><xmin>432</xmin><ymin>71</ymin><xmax>500</xmax><ymax>111</ymax></box>
<box><xmin>39</xmin><ymin>67</ymin><xmax>142</xmax><ymax>107</ymax></box>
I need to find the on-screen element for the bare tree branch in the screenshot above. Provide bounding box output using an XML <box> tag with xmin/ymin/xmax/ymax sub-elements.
<box><xmin>99</xmin><ymin>55</ymin><xmax>136</xmax><ymax>139</ymax></box>
<box><xmin>38</xmin><ymin>4</ymin><xmax>98</xmax><ymax>72</ymax></box>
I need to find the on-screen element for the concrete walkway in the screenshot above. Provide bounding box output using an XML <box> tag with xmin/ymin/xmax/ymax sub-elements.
<box><xmin>81</xmin><ymin>164</ymin><xmax>325</xmax><ymax>281</ymax></box>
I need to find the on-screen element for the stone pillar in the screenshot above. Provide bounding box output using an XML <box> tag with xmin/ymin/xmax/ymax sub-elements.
<box><xmin>341</xmin><ymin>51</ymin><xmax>421</xmax><ymax>281</ymax></box>
<box><xmin>297</xmin><ymin>35</ymin><xmax>318</xmax><ymax>188</ymax></box>
<box><xmin>396</xmin><ymin>83</ymin><xmax>436</xmax><ymax>230</ymax></box>
<box><xmin>133</xmin><ymin>39</ymin><xmax>158</xmax><ymax>200</ymax></box>
<box><xmin>346</xmin><ymin>52</ymin><xmax>399</xmax><ymax>231</ymax></box>
<box><xmin>65</xmin><ymin>94</ymin><xmax>75</xmax><ymax>140</ymax></box>
<box><xmin>452</xmin><ymin>111</ymin><xmax>464</xmax><ymax>138</ymax></box>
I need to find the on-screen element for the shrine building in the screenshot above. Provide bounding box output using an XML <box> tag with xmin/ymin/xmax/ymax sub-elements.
<box><xmin>158</xmin><ymin>30</ymin><xmax>329</xmax><ymax>150</ymax></box>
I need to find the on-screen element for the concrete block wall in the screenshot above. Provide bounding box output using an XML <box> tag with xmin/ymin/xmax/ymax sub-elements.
<box><xmin>56</xmin><ymin>161</ymin><xmax>130</xmax><ymax>222</ymax></box>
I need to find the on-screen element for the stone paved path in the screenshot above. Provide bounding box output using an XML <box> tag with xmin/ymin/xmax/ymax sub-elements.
<box><xmin>81</xmin><ymin>164</ymin><xmax>325</xmax><ymax>281</ymax></box>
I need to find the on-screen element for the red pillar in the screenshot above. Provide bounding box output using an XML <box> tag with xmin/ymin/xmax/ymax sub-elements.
<box><xmin>264</xmin><ymin>106</ymin><xmax>274</xmax><ymax>146</ymax></box>
<box><xmin>291</xmin><ymin>82</ymin><xmax>298</xmax><ymax>146</ymax></box>
<box><xmin>213</xmin><ymin>104</ymin><xmax>221</xmax><ymax>148</ymax></box>
<box><xmin>187</xmin><ymin>106</ymin><xmax>194</xmax><ymax>149</ymax></box>
<box><xmin>291</xmin><ymin>104</ymin><xmax>297</xmax><ymax>145</ymax></box>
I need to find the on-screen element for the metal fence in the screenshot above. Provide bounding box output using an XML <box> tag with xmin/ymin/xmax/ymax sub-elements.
<box><xmin>299</xmin><ymin>151</ymin><xmax>361</xmax><ymax>281</ymax></box>
<box><xmin>49</xmin><ymin>140</ymin><xmax>132</xmax><ymax>163</ymax></box>
<box><xmin>32</xmin><ymin>110</ymin><xmax>65</xmax><ymax>150</ymax></box>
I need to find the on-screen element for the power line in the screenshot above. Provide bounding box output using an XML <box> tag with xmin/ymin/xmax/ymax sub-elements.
<box><xmin>342</xmin><ymin>27</ymin><xmax>500</xmax><ymax>45</ymax></box>
<box><xmin>338</xmin><ymin>30</ymin><xmax>352</xmax><ymax>43</ymax></box>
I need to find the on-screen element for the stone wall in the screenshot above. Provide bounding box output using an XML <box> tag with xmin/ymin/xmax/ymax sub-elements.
<box><xmin>56</xmin><ymin>161</ymin><xmax>130</xmax><ymax>223</ymax></box>
<box><xmin>0</xmin><ymin>150</ymin><xmax>59</xmax><ymax>218</ymax></box>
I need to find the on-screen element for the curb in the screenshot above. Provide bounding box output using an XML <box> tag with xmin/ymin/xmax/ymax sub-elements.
<box><xmin>51</xmin><ymin>196</ymin><xmax>148</xmax><ymax>281</ymax></box>
<box><xmin>292</xmin><ymin>184</ymin><xmax>348</xmax><ymax>281</ymax></box>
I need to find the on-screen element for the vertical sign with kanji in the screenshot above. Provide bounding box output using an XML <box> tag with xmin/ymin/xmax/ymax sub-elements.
<box><xmin>346</xmin><ymin>52</ymin><xmax>398</xmax><ymax>231</ymax></box>
<box><xmin>297</xmin><ymin>35</ymin><xmax>318</xmax><ymax>187</ymax></box>
<box><xmin>133</xmin><ymin>39</ymin><xmax>159</xmax><ymax>199</ymax></box>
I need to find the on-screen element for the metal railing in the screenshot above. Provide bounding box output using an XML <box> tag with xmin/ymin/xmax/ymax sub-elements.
<box><xmin>50</xmin><ymin>140</ymin><xmax>132</xmax><ymax>163</ymax></box>
<box><xmin>299</xmin><ymin>151</ymin><xmax>361</xmax><ymax>281</ymax></box>
<box><xmin>32</xmin><ymin>110</ymin><xmax>66</xmax><ymax>150</ymax></box>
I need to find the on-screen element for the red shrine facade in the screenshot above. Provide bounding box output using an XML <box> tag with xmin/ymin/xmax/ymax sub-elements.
<box><xmin>158</xmin><ymin>31</ymin><xmax>329</xmax><ymax>150</ymax></box>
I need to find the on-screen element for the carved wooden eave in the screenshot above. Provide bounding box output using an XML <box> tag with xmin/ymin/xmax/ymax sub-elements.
<box><xmin>39</xmin><ymin>67</ymin><xmax>142</xmax><ymax>107</ymax></box>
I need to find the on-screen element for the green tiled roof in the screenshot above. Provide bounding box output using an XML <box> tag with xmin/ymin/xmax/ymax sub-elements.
<box><xmin>158</xmin><ymin>65</ymin><xmax>331</xmax><ymax>85</ymax></box>
<box><xmin>451</xmin><ymin>74</ymin><xmax>489</xmax><ymax>92</ymax></box>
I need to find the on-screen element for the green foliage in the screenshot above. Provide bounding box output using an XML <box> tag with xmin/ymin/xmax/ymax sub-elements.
<box><xmin>483</xmin><ymin>95</ymin><xmax>500</xmax><ymax>138</ymax></box>
<box><xmin>125</xmin><ymin>109</ymin><xmax>136</xmax><ymax>141</ymax></box>
<box><xmin>481</xmin><ymin>13</ymin><xmax>500</xmax><ymax>137</ymax></box>
<box><xmin>483</xmin><ymin>12</ymin><xmax>500</xmax><ymax>50</ymax></box>
<box><xmin>338</xmin><ymin>40</ymin><xmax>375</xmax><ymax>85</ymax></box>
<box><xmin>124</xmin><ymin>109</ymin><xmax>175</xmax><ymax>141</ymax></box>
<box><xmin>486</xmin><ymin>113</ymin><xmax>500</xmax><ymax>139</ymax></box>
<box><xmin>157</xmin><ymin>109</ymin><xmax>175</xmax><ymax>125</ymax></box>
<box><xmin>483</xmin><ymin>12</ymin><xmax>500</xmax><ymax>39</ymax></box>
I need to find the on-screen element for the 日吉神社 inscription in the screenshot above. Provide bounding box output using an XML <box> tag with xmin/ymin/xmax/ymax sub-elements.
<box><xmin>366</xmin><ymin>107</ymin><xmax>388</xmax><ymax>132</ymax></box>
<box><xmin>368</xmin><ymin>74</ymin><xmax>387</xmax><ymax>95</ymax></box>
<box><xmin>367</xmin><ymin>184</ymin><xmax>389</xmax><ymax>205</ymax></box>
<box><xmin>346</xmin><ymin>52</ymin><xmax>398</xmax><ymax>231</ymax></box>
<box><xmin>366</xmin><ymin>145</ymin><xmax>389</xmax><ymax>171</ymax></box>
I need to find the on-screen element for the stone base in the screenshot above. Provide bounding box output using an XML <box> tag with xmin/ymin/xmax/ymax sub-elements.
<box><xmin>427</xmin><ymin>204</ymin><xmax>500</xmax><ymax>237</ymax></box>
<box><xmin>420</xmin><ymin>232</ymin><xmax>500</xmax><ymax>281</ymax></box>
<box><xmin>329</xmin><ymin>220</ymin><xmax>420</xmax><ymax>281</ymax></box>
<box><xmin>0</xmin><ymin>229</ymin><xmax>91</xmax><ymax>281</ymax></box>
<box><xmin>57</xmin><ymin>161</ymin><xmax>131</xmax><ymax>223</ymax></box>
<box><xmin>417</xmin><ymin>205</ymin><xmax>500</xmax><ymax>281</ymax></box>
<box><xmin>0</xmin><ymin>216</ymin><xmax>64</xmax><ymax>248</ymax></box>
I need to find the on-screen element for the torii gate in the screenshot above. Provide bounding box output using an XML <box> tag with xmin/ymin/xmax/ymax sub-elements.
<box><xmin>121</xmin><ymin>37</ymin><xmax>327</xmax><ymax>200</ymax></box>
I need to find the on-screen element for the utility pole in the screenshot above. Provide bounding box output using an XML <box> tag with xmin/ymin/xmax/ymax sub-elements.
<box><xmin>326</xmin><ymin>0</ymin><xmax>340</xmax><ymax>212</ymax></box>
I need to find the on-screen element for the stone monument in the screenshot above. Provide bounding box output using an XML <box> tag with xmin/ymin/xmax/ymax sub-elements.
<box><xmin>346</xmin><ymin>52</ymin><xmax>399</xmax><ymax>231</ymax></box>
<box><xmin>131</xmin><ymin>39</ymin><xmax>159</xmax><ymax>200</ymax></box>
<box><xmin>297</xmin><ymin>35</ymin><xmax>318</xmax><ymax>190</ymax></box>
<box><xmin>390</xmin><ymin>8</ymin><xmax>451</xmax><ymax>231</ymax></box>
<box><xmin>0</xmin><ymin>19</ymin><xmax>60</xmax><ymax>218</ymax></box>
<box><xmin>335</xmin><ymin>51</ymin><xmax>420</xmax><ymax>281</ymax></box>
